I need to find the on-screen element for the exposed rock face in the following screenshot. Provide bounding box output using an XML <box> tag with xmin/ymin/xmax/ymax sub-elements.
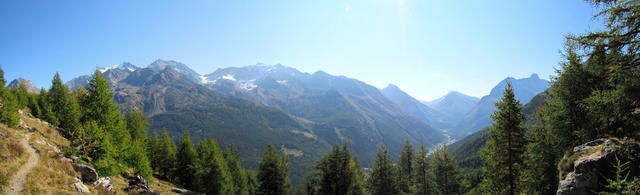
<box><xmin>125</xmin><ymin>175</ymin><xmax>158</xmax><ymax>195</ymax></box>
<box><xmin>557</xmin><ymin>138</ymin><xmax>640</xmax><ymax>195</ymax></box>
<box><xmin>72</xmin><ymin>163</ymin><xmax>99</xmax><ymax>183</ymax></box>
<box><xmin>171</xmin><ymin>187</ymin><xmax>200</xmax><ymax>195</ymax></box>
<box><xmin>71</xmin><ymin>182</ymin><xmax>90</xmax><ymax>194</ymax></box>
<box><xmin>8</xmin><ymin>78</ymin><xmax>40</xmax><ymax>94</ymax></box>
<box><xmin>94</xmin><ymin>177</ymin><xmax>113</xmax><ymax>192</ymax></box>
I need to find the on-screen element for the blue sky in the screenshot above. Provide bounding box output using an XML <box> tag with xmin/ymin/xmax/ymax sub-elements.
<box><xmin>0</xmin><ymin>0</ymin><xmax>601</xmax><ymax>100</ymax></box>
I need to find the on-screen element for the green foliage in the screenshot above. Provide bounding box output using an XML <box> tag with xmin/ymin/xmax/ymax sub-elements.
<box><xmin>26</xmin><ymin>91</ymin><xmax>41</xmax><ymax>117</ymax></box>
<box><xmin>37</xmin><ymin>88</ymin><xmax>57</xmax><ymax>124</ymax></box>
<box><xmin>147</xmin><ymin>132</ymin><xmax>162</xmax><ymax>172</ymax></box>
<box><xmin>195</xmin><ymin>139</ymin><xmax>233</xmax><ymax>195</ymax></box>
<box><xmin>397</xmin><ymin>140</ymin><xmax>415</xmax><ymax>194</ymax></box>
<box><xmin>480</xmin><ymin>82</ymin><xmax>526</xmax><ymax>195</ymax></box>
<box><xmin>13</xmin><ymin>84</ymin><xmax>29</xmax><ymax>108</ymax></box>
<box><xmin>598</xmin><ymin>155</ymin><xmax>634</xmax><ymax>195</ymax></box>
<box><xmin>431</xmin><ymin>145</ymin><xmax>461</xmax><ymax>195</ymax></box>
<box><xmin>366</xmin><ymin>144</ymin><xmax>399</xmax><ymax>195</ymax></box>
<box><xmin>413</xmin><ymin>143</ymin><xmax>436</xmax><ymax>195</ymax></box>
<box><xmin>175</xmin><ymin>131</ymin><xmax>198</xmax><ymax>189</ymax></box>
<box><xmin>124</xmin><ymin>108</ymin><xmax>149</xmax><ymax>141</ymax></box>
<box><xmin>0</xmin><ymin>86</ymin><xmax>20</xmax><ymax>127</ymax></box>
<box><xmin>305</xmin><ymin>142</ymin><xmax>365</xmax><ymax>195</ymax></box>
<box><xmin>129</xmin><ymin>140</ymin><xmax>153</xmax><ymax>180</ymax></box>
<box><xmin>257</xmin><ymin>143</ymin><xmax>291</xmax><ymax>195</ymax></box>
<box><xmin>159</xmin><ymin>128</ymin><xmax>177</xmax><ymax>179</ymax></box>
<box><xmin>224</xmin><ymin>145</ymin><xmax>250</xmax><ymax>195</ymax></box>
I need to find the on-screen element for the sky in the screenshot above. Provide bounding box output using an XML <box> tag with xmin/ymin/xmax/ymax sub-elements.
<box><xmin>0</xmin><ymin>0</ymin><xmax>602</xmax><ymax>100</ymax></box>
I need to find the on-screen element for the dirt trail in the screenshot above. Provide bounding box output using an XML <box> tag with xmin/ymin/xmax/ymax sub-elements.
<box><xmin>6</xmin><ymin>132</ymin><xmax>39</xmax><ymax>195</ymax></box>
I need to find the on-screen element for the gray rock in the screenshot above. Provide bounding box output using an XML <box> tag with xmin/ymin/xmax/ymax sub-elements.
<box><xmin>71</xmin><ymin>182</ymin><xmax>90</xmax><ymax>194</ymax></box>
<box><xmin>557</xmin><ymin>138</ymin><xmax>640</xmax><ymax>195</ymax></box>
<box><xmin>94</xmin><ymin>177</ymin><xmax>113</xmax><ymax>192</ymax></box>
<box><xmin>72</xmin><ymin>163</ymin><xmax>98</xmax><ymax>183</ymax></box>
<box><xmin>125</xmin><ymin>175</ymin><xmax>158</xmax><ymax>195</ymax></box>
<box><xmin>171</xmin><ymin>187</ymin><xmax>200</xmax><ymax>195</ymax></box>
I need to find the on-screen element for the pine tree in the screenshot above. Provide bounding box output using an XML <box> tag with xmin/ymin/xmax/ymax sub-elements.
<box><xmin>14</xmin><ymin>84</ymin><xmax>29</xmax><ymax>108</ymax></box>
<box><xmin>0</xmin><ymin>68</ymin><xmax>20</xmax><ymax>127</ymax></box>
<box><xmin>85</xmin><ymin>71</ymin><xmax>130</xmax><ymax>165</ymax></box>
<box><xmin>397</xmin><ymin>140</ymin><xmax>415</xmax><ymax>194</ymax></box>
<box><xmin>27</xmin><ymin>92</ymin><xmax>41</xmax><ymax>118</ymax></box>
<box><xmin>82</xmin><ymin>121</ymin><xmax>120</xmax><ymax>176</ymax></box>
<box><xmin>224</xmin><ymin>145</ymin><xmax>250</xmax><ymax>195</ymax></box>
<box><xmin>247</xmin><ymin>170</ymin><xmax>259</xmax><ymax>195</ymax></box>
<box><xmin>367</xmin><ymin>144</ymin><xmax>398</xmax><ymax>195</ymax></box>
<box><xmin>130</xmin><ymin>139</ymin><xmax>153</xmax><ymax>179</ymax></box>
<box><xmin>480</xmin><ymin>82</ymin><xmax>526</xmax><ymax>195</ymax></box>
<box><xmin>176</xmin><ymin>131</ymin><xmax>198</xmax><ymax>189</ymax></box>
<box><xmin>37</xmin><ymin>88</ymin><xmax>57</xmax><ymax>124</ymax></box>
<box><xmin>257</xmin><ymin>143</ymin><xmax>291</xmax><ymax>195</ymax></box>
<box><xmin>124</xmin><ymin>108</ymin><xmax>149</xmax><ymax>141</ymax></box>
<box><xmin>147</xmin><ymin>132</ymin><xmax>162</xmax><ymax>171</ymax></box>
<box><xmin>414</xmin><ymin>143</ymin><xmax>435</xmax><ymax>195</ymax></box>
<box><xmin>159</xmin><ymin>128</ymin><xmax>177</xmax><ymax>179</ymax></box>
<box><xmin>48</xmin><ymin>72</ymin><xmax>68</xmax><ymax>127</ymax></box>
<box><xmin>307</xmin><ymin>142</ymin><xmax>363</xmax><ymax>195</ymax></box>
<box><xmin>431</xmin><ymin>145</ymin><xmax>461</xmax><ymax>195</ymax></box>
<box><xmin>195</xmin><ymin>139</ymin><xmax>233</xmax><ymax>195</ymax></box>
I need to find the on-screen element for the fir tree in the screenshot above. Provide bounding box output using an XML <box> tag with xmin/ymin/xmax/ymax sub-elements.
<box><xmin>14</xmin><ymin>84</ymin><xmax>29</xmax><ymax>108</ymax></box>
<box><xmin>307</xmin><ymin>142</ymin><xmax>364</xmax><ymax>195</ymax></box>
<box><xmin>0</xmin><ymin>68</ymin><xmax>20</xmax><ymax>127</ymax></box>
<box><xmin>176</xmin><ymin>131</ymin><xmax>198</xmax><ymax>189</ymax></box>
<box><xmin>257</xmin><ymin>143</ymin><xmax>291</xmax><ymax>195</ymax></box>
<box><xmin>159</xmin><ymin>128</ymin><xmax>177</xmax><ymax>179</ymax></box>
<box><xmin>130</xmin><ymin>139</ymin><xmax>153</xmax><ymax>179</ymax></box>
<box><xmin>431</xmin><ymin>145</ymin><xmax>461</xmax><ymax>195</ymax></box>
<box><xmin>48</xmin><ymin>72</ymin><xmax>68</xmax><ymax>127</ymax></box>
<box><xmin>367</xmin><ymin>144</ymin><xmax>399</xmax><ymax>195</ymax></box>
<box><xmin>224</xmin><ymin>145</ymin><xmax>250</xmax><ymax>195</ymax></box>
<box><xmin>195</xmin><ymin>139</ymin><xmax>233</xmax><ymax>195</ymax></box>
<box><xmin>124</xmin><ymin>108</ymin><xmax>149</xmax><ymax>141</ymax></box>
<box><xmin>414</xmin><ymin>143</ymin><xmax>435</xmax><ymax>195</ymax></box>
<box><xmin>397</xmin><ymin>140</ymin><xmax>415</xmax><ymax>194</ymax></box>
<box><xmin>480</xmin><ymin>82</ymin><xmax>526</xmax><ymax>195</ymax></box>
<box><xmin>37</xmin><ymin>88</ymin><xmax>57</xmax><ymax>124</ymax></box>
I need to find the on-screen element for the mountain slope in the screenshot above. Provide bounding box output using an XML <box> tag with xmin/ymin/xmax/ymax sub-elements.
<box><xmin>202</xmin><ymin>64</ymin><xmax>447</xmax><ymax>163</ymax></box>
<box><xmin>428</xmin><ymin>91</ymin><xmax>479</xmax><ymax>124</ymax></box>
<box><xmin>449</xmin><ymin>74</ymin><xmax>549</xmax><ymax>139</ymax></box>
<box><xmin>8</xmin><ymin>78</ymin><xmax>40</xmax><ymax>93</ymax></box>
<box><xmin>381</xmin><ymin>84</ymin><xmax>453</xmax><ymax>129</ymax></box>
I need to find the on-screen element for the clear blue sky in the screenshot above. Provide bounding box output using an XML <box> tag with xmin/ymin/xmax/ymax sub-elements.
<box><xmin>0</xmin><ymin>0</ymin><xmax>601</xmax><ymax>100</ymax></box>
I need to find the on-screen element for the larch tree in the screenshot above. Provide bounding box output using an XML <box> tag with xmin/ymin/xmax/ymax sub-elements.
<box><xmin>480</xmin><ymin>82</ymin><xmax>526</xmax><ymax>195</ymax></box>
<box><xmin>257</xmin><ymin>143</ymin><xmax>291</xmax><ymax>195</ymax></box>
<box><xmin>366</xmin><ymin>144</ymin><xmax>398</xmax><ymax>195</ymax></box>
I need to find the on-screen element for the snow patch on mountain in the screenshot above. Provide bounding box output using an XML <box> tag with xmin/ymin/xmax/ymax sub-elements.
<box><xmin>221</xmin><ymin>74</ymin><xmax>236</xmax><ymax>81</ymax></box>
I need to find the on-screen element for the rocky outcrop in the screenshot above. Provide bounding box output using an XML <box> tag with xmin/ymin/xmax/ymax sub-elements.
<box><xmin>94</xmin><ymin>177</ymin><xmax>113</xmax><ymax>192</ymax></box>
<box><xmin>72</xmin><ymin>163</ymin><xmax>99</xmax><ymax>183</ymax></box>
<box><xmin>171</xmin><ymin>187</ymin><xmax>200</xmax><ymax>195</ymax></box>
<box><xmin>557</xmin><ymin>138</ymin><xmax>640</xmax><ymax>195</ymax></box>
<box><xmin>125</xmin><ymin>175</ymin><xmax>158</xmax><ymax>195</ymax></box>
<box><xmin>71</xmin><ymin>182</ymin><xmax>90</xmax><ymax>194</ymax></box>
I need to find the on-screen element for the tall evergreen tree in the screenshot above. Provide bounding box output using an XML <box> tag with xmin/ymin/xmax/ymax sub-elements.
<box><xmin>85</xmin><ymin>71</ymin><xmax>131</xmax><ymax>163</ymax></box>
<box><xmin>397</xmin><ymin>140</ymin><xmax>415</xmax><ymax>194</ymax></box>
<box><xmin>37</xmin><ymin>88</ymin><xmax>57</xmax><ymax>124</ymax></box>
<box><xmin>14</xmin><ymin>84</ymin><xmax>29</xmax><ymax>108</ymax></box>
<box><xmin>224</xmin><ymin>145</ymin><xmax>250</xmax><ymax>195</ymax></box>
<box><xmin>257</xmin><ymin>143</ymin><xmax>291</xmax><ymax>195</ymax></box>
<box><xmin>413</xmin><ymin>143</ymin><xmax>435</xmax><ymax>195</ymax></box>
<box><xmin>195</xmin><ymin>139</ymin><xmax>233</xmax><ymax>195</ymax></box>
<box><xmin>480</xmin><ymin>82</ymin><xmax>526</xmax><ymax>195</ymax></box>
<box><xmin>48</xmin><ymin>72</ymin><xmax>68</xmax><ymax>127</ymax></box>
<box><xmin>306</xmin><ymin>142</ymin><xmax>364</xmax><ymax>195</ymax></box>
<box><xmin>129</xmin><ymin>139</ymin><xmax>153</xmax><ymax>179</ymax></box>
<box><xmin>176</xmin><ymin>131</ymin><xmax>198</xmax><ymax>189</ymax></box>
<box><xmin>159</xmin><ymin>128</ymin><xmax>177</xmax><ymax>179</ymax></box>
<box><xmin>367</xmin><ymin>144</ymin><xmax>399</xmax><ymax>195</ymax></box>
<box><xmin>431</xmin><ymin>145</ymin><xmax>461</xmax><ymax>195</ymax></box>
<box><xmin>124</xmin><ymin>108</ymin><xmax>149</xmax><ymax>141</ymax></box>
<box><xmin>147</xmin><ymin>132</ymin><xmax>162</xmax><ymax>172</ymax></box>
<box><xmin>0</xmin><ymin>68</ymin><xmax>20</xmax><ymax>127</ymax></box>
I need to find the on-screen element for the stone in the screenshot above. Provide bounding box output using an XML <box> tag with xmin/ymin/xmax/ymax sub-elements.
<box><xmin>557</xmin><ymin>138</ymin><xmax>640</xmax><ymax>195</ymax></box>
<box><xmin>72</xmin><ymin>163</ymin><xmax>99</xmax><ymax>183</ymax></box>
<box><xmin>71</xmin><ymin>182</ymin><xmax>90</xmax><ymax>194</ymax></box>
<box><xmin>94</xmin><ymin>177</ymin><xmax>113</xmax><ymax>192</ymax></box>
<box><xmin>171</xmin><ymin>187</ymin><xmax>200</xmax><ymax>195</ymax></box>
<box><xmin>125</xmin><ymin>175</ymin><xmax>158</xmax><ymax>194</ymax></box>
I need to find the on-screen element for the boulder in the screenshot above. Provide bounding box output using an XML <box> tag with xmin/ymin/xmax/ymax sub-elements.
<box><xmin>71</xmin><ymin>182</ymin><xmax>90</xmax><ymax>194</ymax></box>
<box><xmin>557</xmin><ymin>138</ymin><xmax>640</xmax><ymax>195</ymax></box>
<box><xmin>171</xmin><ymin>187</ymin><xmax>200</xmax><ymax>195</ymax></box>
<box><xmin>125</xmin><ymin>175</ymin><xmax>158</xmax><ymax>195</ymax></box>
<box><xmin>94</xmin><ymin>177</ymin><xmax>113</xmax><ymax>192</ymax></box>
<box><xmin>72</xmin><ymin>163</ymin><xmax>98</xmax><ymax>183</ymax></box>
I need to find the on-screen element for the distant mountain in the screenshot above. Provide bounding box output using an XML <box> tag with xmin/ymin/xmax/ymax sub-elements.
<box><xmin>449</xmin><ymin>90</ymin><xmax>549</xmax><ymax>170</ymax></box>
<box><xmin>147</xmin><ymin>59</ymin><xmax>202</xmax><ymax>84</ymax></box>
<box><xmin>426</xmin><ymin>91</ymin><xmax>479</xmax><ymax>125</ymax></box>
<box><xmin>65</xmin><ymin>62</ymin><xmax>140</xmax><ymax>89</ymax></box>
<box><xmin>7</xmin><ymin>78</ymin><xmax>40</xmax><ymax>93</ymax></box>
<box><xmin>449</xmin><ymin>74</ymin><xmax>550</xmax><ymax>139</ymax></box>
<box><xmin>381</xmin><ymin>84</ymin><xmax>453</xmax><ymax>129</ymax></box>
<box><xmin>202</xmin><ymin>63</ymin><xmax>447</xmax><ymax>163</ymax></box>
<box><xmin>97</xmin><ymin>66</ymin><xmax>332</xmax><ymax>184</ymax></box>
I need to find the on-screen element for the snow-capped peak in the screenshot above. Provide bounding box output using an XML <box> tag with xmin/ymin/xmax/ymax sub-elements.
<box><xmin>98</xmin><ymin>62</ymin><xmax>139</xmax><ymax>73</ymax></box>
<box><xmin>221</xmin><ymin>74</ymin><xmax>236</xmax><ymax>81</ymax></box>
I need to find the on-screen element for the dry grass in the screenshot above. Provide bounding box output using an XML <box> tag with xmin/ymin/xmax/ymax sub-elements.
<box><xmin>109</xmin><ymin>175</ymin><xmax>180</xmax><ymax>195</ymax></box>
<box><xmin>0</xmin><ymin>123</ymin><xmax>28</xmax><ymax>192</ymax></box>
